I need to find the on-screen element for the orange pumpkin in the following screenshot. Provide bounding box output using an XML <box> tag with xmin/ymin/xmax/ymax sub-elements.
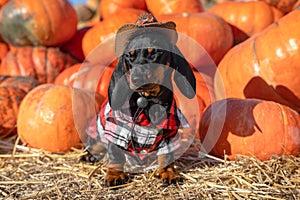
<box><xmin>0</xmin><ymin>0</ymin><xmax>78</xmax><ymax>46</ymax></box>
<box><xmin>145</xmin><ymin>0</ymin><xmax>204</xmax><ymax>16</ymax></box>
<box><xmin>260</xmin><ymin>0</ymin><xmax>299</xmax><ymax>13</ymax></box>
<box><xmin>229</xmin><ymin>24</ymin><xmax>250</xmax><ymax>46</ymax></box>
<box><xmin>54</xmin><ymin>62</ymin><xmax>116</xmax><ymax>105</ymax></box>
<box><xmin>82</xmin><ymin>9</ymin><xmax>145</xmax><ymax>58</ymax></box>
<box><xmin>199</xmin><ymin>98</ymin><xmax>300</xmax><ymax>161</ymax></box>
<box><xmin>0</xmin><ymin>0</ymin><xmax>8</xmax><ymax>7</ymax></box>
<box><xmin>157</xmin><ymin>12</ymin><xmax>234</xmax><ymax>65</ymax></box>
<box><xmin>59</xmin><ymin>26</ymin><xmax>91</xmax><ymax>62</ymax></box>
<box><xmin>99</xmin><ymin>0</ymin><xmax>147</xmax><ymax>20</ymax></box>
<box><xmin>215</xmin><ymin>8</ymin><xmax>300</xmax><ymax>112</ymax></box>
<box><xmin>192</xmin><ymin>67</ymin><xmax>216</xmax><ymax>109</ymax></box>
<box><xmin>209</xmin><ymin>1</ymin><xmax>283</xmax><ymax>36</ymax></box>
<box><xmin>0</xmin><ymin>41</ymin><xmax>9</xmax><ymax>63</ymax></box>
<box><xmin>54</xmin><ymin>63</ymin><xmax>82</xmax><ymax>86</ymax></box>
<box><xmin>17</xmin><ymin>84</ymin><xmax>101</xmax><ymax>152</ymax></box>
<box><xmin>0</xmin><ymin>46</ymin><xmax>79</xmax><ymax>83</ymax></box>
<box><xmin>0</xmin><ymin>76</ymin><xmax>40</xmax><ymax>138</ymax></box>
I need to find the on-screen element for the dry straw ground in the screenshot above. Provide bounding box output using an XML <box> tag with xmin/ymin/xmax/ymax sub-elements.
<box><xmin>0</xmin><ymin>136</ymin><xmax>299</xmax><ymax>200</ymax></box>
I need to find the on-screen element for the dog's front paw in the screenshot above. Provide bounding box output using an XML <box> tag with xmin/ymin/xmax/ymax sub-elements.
<box><xmin>158</xmin><ymin>164</ymin><xmax>180</xmax><ymax>185</ymax></box>
<box><xmin>106</xmin><ymin>168</ymin><xmax>129</xmax><ymax>187</ymax></box>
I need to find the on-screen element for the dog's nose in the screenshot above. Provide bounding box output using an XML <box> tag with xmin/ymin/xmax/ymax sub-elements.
<box><xmin>131</xmin><ymin>66</ymin><xmax>152</xmax><ymax>86</ymax></box>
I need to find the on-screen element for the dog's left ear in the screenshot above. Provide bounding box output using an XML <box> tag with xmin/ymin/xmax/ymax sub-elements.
<box><xmin>170</xmin><ymin>45</ymin><xmax>196</xmax><ymax>99</ymax></box>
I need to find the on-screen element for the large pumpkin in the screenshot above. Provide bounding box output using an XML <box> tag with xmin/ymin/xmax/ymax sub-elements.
<box><xmin>99</xmin><ymin>0</ymin><xmax>147</xmax><ymax>20</ymax></box>
<box><xmin>0</xmin><ymin>46</ymin><xmax>79</xmax><ymax>83</ymax></box>
<box><xmin>82</xmin><ymin>9</ymin><xmax>145</xmax><ymax>58</ymax></box>
<box><xmin>157</xmin><ymin>12</ymin><xmax>234</xmax><ymax>65</ymax></box>
<box><xmin>0</xmin><ymin>75</ymin><xmax>40</xmax><ymax>138</ymax></box>
<box><xmin>54</xmin><ymin>62</ymin><xmax>115</xmax><ymax>105</ymax></box>
<box><xmin>199</xmin><ymin>98</ymin><xmax>300</xmax><ymax>161</ymax></box>
<box><xmin>209</xmin><ymin>1</ymin><xmax>283</xmax><ymax>36</ymax></box>
<box><xmin>215</xmin><ymin>8</ymin><xmax>300</xmax><ymax>112</ymax></box>
<box><xmin>0</xmin><ymin>0</ymin><xmax>78</xmax><ymax>46</ymax></box>
<box><xmin>17</xmin><ymin>84</ymin><xmax>101</xmax><ymax>152</ymax></box>
<box><xmin>145</xmin><ymin>0</ymin><xmax>204</xmax><ymax>16</ymax></box>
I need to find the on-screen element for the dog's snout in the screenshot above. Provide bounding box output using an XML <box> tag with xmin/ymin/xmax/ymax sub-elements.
<box><xmin>131</xmin><ymin>66</ymin><xmax>151</xmax><ymax>86</ymax></box>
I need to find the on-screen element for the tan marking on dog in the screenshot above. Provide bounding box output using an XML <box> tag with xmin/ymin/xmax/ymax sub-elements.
<box><xmin>129</xmin><ymin>50</ymin><xmax>135</xmax><ymax>56</ymax></box>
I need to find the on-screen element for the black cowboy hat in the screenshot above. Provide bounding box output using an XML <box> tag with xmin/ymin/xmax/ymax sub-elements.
<box><xmin>115</xmin><ymin>13</ymin><xmax>178</xmax><ymax>57</ymax></box>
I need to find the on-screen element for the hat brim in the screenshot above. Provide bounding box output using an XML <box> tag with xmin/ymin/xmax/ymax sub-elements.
<box><xmin>115</xmin><ymin>21</ymin><xmax>178</xmax><ymax>57</ymax></box>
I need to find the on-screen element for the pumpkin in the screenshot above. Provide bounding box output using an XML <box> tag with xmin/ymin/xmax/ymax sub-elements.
<box><xmin>215</xmin><ymin>8</ymin><xmax>300</xmax><ymax>112</ymax></box>
<box><xmin>54</xmin><ymin>63</ymin><xmax>82</xmax><ymax>86</ymax></box>
<box><xmin>99</xmin><ymin>0</ymin><xmax>147</xmax><ymax>20</ymax></box>
<box><xmin>0</xmin><ymin>0</ymin><xmax>78</xmax><ymax>46</ymax></box>
<box><xmin>157</xmin><ymin>12</ymin><xmax>234</xmax><ymax>65</ymax></box>
<box><xmin>229</xmin><ymin>24</ymin><xmax>250</xmax><ymax>46</ymax></box>
<box><xmin>199</xmin><ymin>98</ymin><xmax>300</xmax><ymax>161</ymax></box>
<box><xmin>260</xmin><ymin>0</ymin><xmax>299</xmax><ymax>13</ymax></box>
<box><xmin>82</xmin><ymin>8</ymin><xmax>145</xmax><ymax>58</ymax></box>
<box><xmin>17</xmin><ymin>84</ymin><xmax>101</xmax><ymax>152</ymax></box>
<box><xmin>0</xmin><ymin>0</ymin><xmax>8</xmax><ymax>8</ymax></box>
<box><xmin>60</xmin><ymin>26</ymin><xmax>91</xmax><ymax>62</ymax></box>
<box><xmin>0</xmin><ymin>75</ymin><xmax>40</xmax><ymax>138</ymax></box>
<box><xmin>0</xmin><ymin>41</ymin><xmax>9</xmax><ymax>62</ymax></box>
<box><xmin>192</xmin><ymin>67</ymin><xmax>216</xmax><ymax>109</ymax></box>
<box><xmin>209</xmin><ymin>1</ymin><xmax>283</xmax><ymax>36</ymax></box>
<box><xmin>145</xmin><ymin>0</ymin><xmax>204</xmax><ymax>16</ymax></box>
<box><xmin>54</xmin><ymin>62</ymin><xmax>116</xmax><ymax>105</ymax></box>
<box><xmin>0</xmin><ymin>46</ymin><xmax>79</xmax><ymax>83</ymax></box>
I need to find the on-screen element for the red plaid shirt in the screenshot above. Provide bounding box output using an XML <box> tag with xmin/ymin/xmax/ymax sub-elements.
<box><xmin>87</xmin><ymin>98</ymin><xmax>187</xmax><ymax>157</ymax></box>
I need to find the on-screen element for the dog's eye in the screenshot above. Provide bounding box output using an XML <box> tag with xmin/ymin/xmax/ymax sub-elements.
<box><xmin>147</xmin><ymin>49</ymin><xmax>163</xmax><ymax>61</ymax></box>
<box><xmin>129</xmin><ymin>50</ymin><xmax>135</xmax><ymax>56</ymax></box>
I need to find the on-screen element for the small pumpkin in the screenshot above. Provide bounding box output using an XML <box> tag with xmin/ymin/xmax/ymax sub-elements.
<box><xmin>146</xmin><ymin>0</ymin><xmax>204</xmax><ymax>16</ymax></box>
<box><xmin>215</xmin><ymin>8</ymin><xmax>300</xmax><ymax>112</ymax></box>
<box><xmin>99</xmin><ymin>0</ymin><xmax>147</xmax><ymax>20</ymax></box>
<box><xmin>209</xmin><ymin>1</ymin><xmax>283</xmax><ymax>36</ymax></box>
<box><xmin>0</xmin><ymin>46</ymin><xmax>79</xmax><ymax>83</ymax></box>
<box><xmin>0</xmin><ymin>0</ymin><xmax>78</xmax><ymax>46</ymax></box>
<box><xmin>199</xmin><ymin>98</ymin><xmax>300</xmax><ymax>161</ymax></box>
<box><xmin>0</xmin><ymin>75</ymin><xmax>40</xmax><ymax>138</ymax></box>
<box><xmin>157</xmin><ymin>12</ymin><xmax>234</xmax><ymax>65</ymax></box>
<box><xmin>17</xmin><ymin>84</ymin><xmax>101</xmax><ymax>152</ymax></box>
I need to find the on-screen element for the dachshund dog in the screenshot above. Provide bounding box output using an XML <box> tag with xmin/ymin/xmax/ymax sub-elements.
<box><xmin>82</xmin><ymin>14</ymin><xmax>196</xmax><ymax>187</ymax></box>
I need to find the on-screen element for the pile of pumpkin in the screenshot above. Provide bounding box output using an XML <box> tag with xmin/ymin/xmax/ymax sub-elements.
<box><xmin>0</xmin><ymin>0</ymin><xmax>299</xmax><ymax>161</ymax></box>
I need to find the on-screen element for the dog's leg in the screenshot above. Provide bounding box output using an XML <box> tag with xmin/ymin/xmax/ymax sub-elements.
<box><xmin>106</xmin><ymin>142</ymin><xmax>129</xmax><ymax>186</ymax></box>
<box><xmin>81</xmin><ymin>136</ymin><xmax>107</xmax><ymax>162</ymax></box>
<box><xmin>157</xmin><ymin>153</ymin><xmax>179</xmax><ymax>185</ymax></box>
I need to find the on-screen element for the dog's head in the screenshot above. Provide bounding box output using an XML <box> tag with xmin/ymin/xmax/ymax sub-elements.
<box><xmin>123</xmin><ymin>32</ymin><xmax>173</xmax><ymax>97</ymax></box>
<box><xmin>108</xmin><ymin>15</ymin><xmax>196</xmax><ymax>110</ymax></box>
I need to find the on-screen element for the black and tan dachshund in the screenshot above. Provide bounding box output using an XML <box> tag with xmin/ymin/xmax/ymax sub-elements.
<box><xmin>82</xmin><ymin>13</ymin><xmax>196</xmax><ymax>187</ymax></box>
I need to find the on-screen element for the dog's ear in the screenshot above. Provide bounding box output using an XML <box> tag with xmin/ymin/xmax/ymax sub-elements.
<box><xmin>108</xmin><ymin>56</ymin><xmax>131</xmax><ymax>110</ymax></box>
<box><xmin>170</xmin><ymin>45</ymin><xmax>196</xmax><ymax>99</ymax></box>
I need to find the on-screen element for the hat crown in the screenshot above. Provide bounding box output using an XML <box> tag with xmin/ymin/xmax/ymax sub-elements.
<box><xmin>115</xmin><ymin>13</ymin><xmax>178</xmax><ymax>57</ymax></box>
<box><xmin>135</xmin><ymin>13</ymin><xmax>158</xmax><ymax>25</ymax></box>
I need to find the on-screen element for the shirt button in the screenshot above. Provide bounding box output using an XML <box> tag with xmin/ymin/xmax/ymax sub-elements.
<box><xmin>140</xmin><ymin>150</ymin><xmax>147</xmax><ymax>154</ymax></box>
